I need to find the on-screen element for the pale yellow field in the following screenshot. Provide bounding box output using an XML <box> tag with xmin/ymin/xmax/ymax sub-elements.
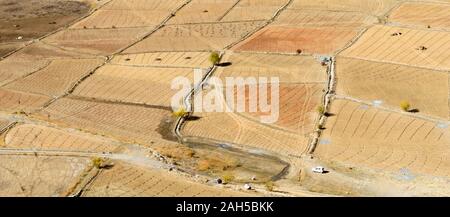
<box><xmin>167</xmin><ymin>0</ymin><xmax>239</xmax><ymax>24</ymax></box>
<box><xmin>315</xmin><ymin>99</ymin><xmax>450</xmax><ymax>178</ymax></box>
<box><xmin>82</xmin><ymin>161</ymin><xmax>252</xmax><ymax>197</ymax></box>
<box><xmin>44</xmin><ymin>27</ymin><xmax>153</xmax><ymax>55</ymax></box>
<box><xmin>70</xmin><ymin>10</ymin><xmax>167</xmax><ymax>29</ymax></box>
<box><xmin>111</xmin><ymin>51</ymin><xmax>212</xmax><ymax>68</ymax></box>
<box><xmin>6</xmin><ymin>42</ymin><xmax>99</xmax><ymax>61</ymax></box>
<box><xmin>103</xmin><ymin>0</ymin><xmax>186</xmax><ymax>11</ymax></box>
<box><xmin>0</xmin><ymin>88</ymin><xmax>51</xmax><ymax>113</ymax></box>
<box><xmin>217</xmin><ymin>52</ymin><xmax>328</xmax><ymax>83</ymax></box>
<box><xmin>124</xmin><ymin>21</ymin><xmax>265</xmax><ymax>53</ymax></box>
<box><xmin>4</xmin><ymin>124</ymin><xmax>119</xmax><ymax>153</ymax></box>
<box><xmin>39</xmin><ymin>97</ymin><xmax>171</xmax><ymax>146</ymax></box>
<box><xmin>336</xmin><ymin>57</ymin><xmax>449</xmax><ymax>119</ymax></box>
<box><xmin>340</xmin><ymin>25</ymin><xmax>450</xmax><ymax>71</ymax></box>
<box><xmin>73</xmin><ymin>65</ymin><xmax>195</xmax><ymax>107</ymax></box>
<box><xmin>0</xmin><ymin>59</ymin><xmax>50</xmax><ymax>86</ymax></box>
<box><xmin>220</xmin><ymin>0</ymin><xmax>287</xmax><ymax>21</ymax></box>
<box><xmin>274</xmin><ymin>9</ymin><xmax>377</xmax><ymax>28</ymax></box>
<box><xmin>288</xmin><ymin>0</ymin><xmax>398</xmax><ymax>16</ymax></box>
<box><xmin>0</xmin><ymin>155</ymin><xmax>90</xmax><ymax>196</ymax></box>
<box><xmin>5</xmin><ymin>59</ymin><xmax>104</xmax><ymax>97</ymax></box>
<box><xmin>389</xmin><ymin>2</ymin><xmax>450</xmax><ymax>30</ymax></box>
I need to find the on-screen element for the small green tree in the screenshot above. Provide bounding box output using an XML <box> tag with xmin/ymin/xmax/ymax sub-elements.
<box><xmin>209</xmin><ymin>52</ymin><xmax>220</xmax><ymax>65</ymax></box>
<box><xmin>265</xmin><ymin>181</ymin><xmax>275</xmax><ymax>191</ymax></box>
<box><xmin>400</xmin><ymin>100</ymin><xmax>410</xmax><ymax>112</ymax></box>
<box><xmin>317</xmin><ymin>105</ymin><xmax>325</xmax><ymax>115</ymax></box>
<box><xmin>92</xmin><ymin>157</ymin><xmax>104</xmax><ymax>169</ymax></box>
<box><xmin>222</xmin><ymin>172</ymin><xmax>235</xmax><ymax>184</ymax></box>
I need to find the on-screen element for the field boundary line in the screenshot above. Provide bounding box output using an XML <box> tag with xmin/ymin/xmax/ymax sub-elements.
<box><xmin>66</xmin><ymin>95</ymin><xmax>173</xmax><ymax>111</ymax></box>
<box><xmin>217</xmin><ymin>0</ymin><xmax>242</xmax><ymax>22</ymax></box>
<box><xmin>306</xmin><ymin>57</ymin><xmax>336</xmax><ymax>154</ymax></box>
<box><xmin>224</xmin><ymin>0</ymin><xmax>294</xmax><ymax>50</ymax></box>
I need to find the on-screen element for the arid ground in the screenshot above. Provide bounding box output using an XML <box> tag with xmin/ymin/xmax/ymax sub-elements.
<box><xmin>0</xmin><ymin>0</ymin><xmax>449</xmax><ymax>197</ymax></box>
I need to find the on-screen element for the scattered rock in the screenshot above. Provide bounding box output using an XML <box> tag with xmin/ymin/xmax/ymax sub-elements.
<box><xmin>243</xmin><ymin>183</ymin><xmax>252</xmax><ymax>190</ymax></box>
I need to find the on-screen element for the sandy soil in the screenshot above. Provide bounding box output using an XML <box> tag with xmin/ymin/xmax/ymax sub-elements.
<box><xmin>0</xmin><ymin>0</ymin><xmax>92</xmax><ymax>56</ymax></box>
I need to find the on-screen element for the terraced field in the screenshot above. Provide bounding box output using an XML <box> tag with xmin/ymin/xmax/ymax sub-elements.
<box><xmin>44</xmin><ymin>27</ymin><xmax>153</xmax><ymax>55</ymax></box>
<box><xmin>167</xmin><ymin>0</ymin><xmax>239</xmax><ymax>24</ymax></box>
<box><xmin>220</xmin><ymin>0</ymin><xmax>287</xmax><ymax>22</ymax></box>
<box><xmin>124</xmin><ymin>21</ymin><xmax>265</xmax><ymax>53</ymax></box>
<box><xmin>183</xmin><ymin>110</ymin><xmax>309</xmax><ymax>156</ymax></box>
<box><xmin>217</xmin><ymin>52</ymin><xmax>327</xmax><ymax>83</ymax></box>
<box><xmin>5</xmin><ymin>58</ymin><xmax>104</xmax><ymax>97</ymax></box>
<box><xmin>38</xmin><ymin>97</ymin><xmax>172</xmax><ymax>146</ymax></box>
<box><xmin>315</xmin><ymin>99</ymin><xmax>450</xmax><ymax>178</ymax></box>
<box><xmin>4</xmin><ymin>124</ymin><xmax>119</xmax><ymax>153</ymax></box>
<box><xmin>0</xmin><ymin>59</ymin><xmax>50</xmax><ymax>86</ymax></box>
<box><xmin>1</xmin><ymin>0</ymin><xmax>450</xmax><ymax>197</ymax></box>
<box><xmin>111</xmin><ymin>51</ymin><xmax>212</xmax><ymax>68</ymax></box>
<box><xmin>82</xmin><ymin>161</ymin><xmax>251</xmax><ymax>197</ymax></box>
<box><xmin>72</xmin><ymin>65</ymin><xmax>195</xmax><ymax>107</ymax></box>
<box><xmin>0</xmin><ymin>155</ymin><xmax>90</xmax><ymax>196</ymax></box>
<box><xmin>235</xmin><ymin>26</ymin><xmax>359</xmax><ymax>54</ymax></box>
<box><xmin>0</xmin><ymin>88</ymin><xmax>51</xmax><ymax>113</ymax></box>
<box><xmin>288</xmin><ymin>0</ymin><xmax>398</xmax><ymax>16</ymax></box>
<box><xmin>335</xmin><ymin>57</ymin><xmax>449</xmax><ymax>119</ymax></box>
<box><xmin>389</xmin><ymin>2</ymin><xmax>450</xmax><ymax>30</ymax></box>
<box><xmin>274</xmin><ymin>9</ymin><xmax>377</xmax><ymax>27</ymax></box>
<box><xmin>339</xmin><ymin>25</ymin><xmax>450</xmax><ymax>70</ymax></box>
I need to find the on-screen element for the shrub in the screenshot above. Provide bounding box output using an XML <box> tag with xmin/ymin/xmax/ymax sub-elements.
<box><xmin>400</xmin><ymin>100</ymin><xmax>410</xmax><ymax>112</ymax></box>
<box><xmin>222</xmin><ymin>173</ymin><xmax>235</xmax><ymax>184</ymax></box>
<box><xmin>92</xmin><ymin>157</ymin><xmax>104</xmax><ymax>169</ymax></box>
<box><xmin>173</xmin><ymin>107</ymin><xmax>188</xmax><ymax>118</ymax></box>
<box><xmin>209</xmin><ymin>52</ymin><xmax>220</xmax><ymax>65</ymax></box>
<box><xmin>197</xmin><ymin>160</ymin><xmax>210</xmax><ymax>171</ymax></box>
<box><xmin>317</xmin><ymin>105</ymin><xmax>325</xmax><ymax>115</ymax></box>
<box><xmin>265</xmin><ymin>181</ymin><xmax>275</xmax><ymax>191</ymax></box>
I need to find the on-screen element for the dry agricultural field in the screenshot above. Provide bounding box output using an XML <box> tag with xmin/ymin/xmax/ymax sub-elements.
<box><xmin>1</xmin><ymin>0</ymin><xmax>450</xmax><ymax>197</ymax></box>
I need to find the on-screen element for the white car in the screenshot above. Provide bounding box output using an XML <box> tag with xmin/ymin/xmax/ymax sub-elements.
<box><xmin>312</xmin><ymin>166</ymin><xmax>326</xmax><ymax>173</ymax></box>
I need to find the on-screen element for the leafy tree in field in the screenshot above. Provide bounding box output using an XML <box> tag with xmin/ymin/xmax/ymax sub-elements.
<box><xmin>209</xmin><ymin>52</ymin><xmax>220</xmax><ymax>65</ymax></box>
<box><xmin>400</xmin><ymin>100</ymin><xmax>410</xmax><ymax>112</ymax></box>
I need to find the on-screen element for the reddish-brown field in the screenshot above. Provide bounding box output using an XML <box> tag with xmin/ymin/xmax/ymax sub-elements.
<box><xmin>222</xmin><ymin>83</ymin><xmax>325</xmax><ymax>134</ymax></box>
<box><xmin>234</xmin><ymin>26</ymin><xmax>359</xmax><ymax>54</ymax></box>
